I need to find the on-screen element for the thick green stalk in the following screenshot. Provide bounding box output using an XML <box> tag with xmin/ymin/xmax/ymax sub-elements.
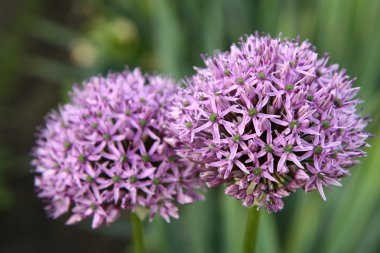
<box><xmin>131</xmin><ymin>213</ymin><xmax>145</xmax><ymax>253</ymax></box>
<box><xmin>242</xmin><ymin>208</ymin><xmax>260</xmax><ymax>253</ymax></box>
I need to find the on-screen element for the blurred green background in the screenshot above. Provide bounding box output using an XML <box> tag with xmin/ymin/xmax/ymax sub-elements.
<box><xmin>0</xmin><ymin>0</ymin><xmax>379</xmax><ymax>252</ymax></box>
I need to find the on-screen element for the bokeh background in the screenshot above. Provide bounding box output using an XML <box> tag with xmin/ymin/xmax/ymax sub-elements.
<box><xmin>0</xmin><ymin>0</ymin><xmax>379</xmax><ymax>252</ymax></box>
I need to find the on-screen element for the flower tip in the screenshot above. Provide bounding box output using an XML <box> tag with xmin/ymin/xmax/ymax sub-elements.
<box><xmin>295</xmin><ymin>169</ymin><xmax>310</xmax><ymax>180</ymax></box>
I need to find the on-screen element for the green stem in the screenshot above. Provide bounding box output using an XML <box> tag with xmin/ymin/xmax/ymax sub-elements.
<box><xmin>131</xmin><ymin>213</ymin><xmax>145</xmax><ymax>253</ymax></box>
<box><xmin>242</xmin><ymin>208</ymin><xmax>261</xmax><ymax>253</ymax></box>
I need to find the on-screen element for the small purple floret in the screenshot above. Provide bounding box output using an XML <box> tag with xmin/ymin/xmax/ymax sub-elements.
<box><xmin>32</xmin><ymin>68</ymin><xmax>203</xmax><ymax>228</ymax></box>
<box><xmin>169</xmin><ymin>33</ymin><xmax>370</xmax><ymax>212</ymax></box>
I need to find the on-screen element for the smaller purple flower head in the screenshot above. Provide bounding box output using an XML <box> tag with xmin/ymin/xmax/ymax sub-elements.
<box><xmin>32</xmin><ymin>68</ymin><xmax>203</xmax><ymax>228</ymax></box>
<box><xmin>169</xmin><ymin>33</ymin><xmax>370</xmax><ymax>213</ymax></box>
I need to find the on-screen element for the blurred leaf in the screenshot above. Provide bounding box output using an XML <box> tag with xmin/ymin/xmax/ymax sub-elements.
<box><xmin>355</xmin><ymin>203</ymin><xmax>380</xmax><ymax>252</ymax></box>
<box><xmin>0</xmin><ymin>147</ymin><xmax>12</xmax><ymax>211</ymax></box>
<box><xmin>146</xmin><ymin>0</ymin><xmax>185</xmax><ymax>78</ymax></box>
<box><xmin>91</xmin><ymin>219</ymin><xmax>131</xmax><ymax>240</ymax></box>
<box><xmin>220</xmin><ymin>195</ymin><xmax>246</xmax><ymax>253</ymax></box>
<box><xmin>284</xmin><ymin>193</ymin><xmax>324</xmax><ymax>253</ymax></box>
<box><xmin>28</xmin><ymin>16</ymin><xmax>78</xmax><ymax>48</ymax></box>
<box><xmin>257</xmin><ymin>211</ymin><xmax>281</xmax><ymax>253</ymax></box>
<box><xmin>322</xmin><ymin>133</ymin><xmax>380</xmax><ymax>253</ymax></box>
<box><xmin>0</xmin><ymin>0</ymin><xmax>44</xmax><ymax>100</ymax></box>
<box><xmin>24</xmin><ymin>55</ymin><xmax>81</xmax><ymax>84</ymax></box>
<box><xmin>202</xmin><ymin>0</ymin><xmax>224</xmax><ymax>53</ymax></box>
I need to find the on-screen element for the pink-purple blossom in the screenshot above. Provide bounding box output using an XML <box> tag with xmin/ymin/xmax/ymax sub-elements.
<box><xmin>32</xmin><ymin>68</ymin><xmax>203</xmax><ymax>228</ymax></box>
<box><xmin>169</xmin><ymin>33</ymin><xmax>370</xmax><ymax>212</ymax></box>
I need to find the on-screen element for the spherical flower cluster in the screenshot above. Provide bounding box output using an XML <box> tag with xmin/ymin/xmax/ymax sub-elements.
<box><xmin>169</xmin><ymin>33</ymin><xmax>370</xmax><ymax>212</ymax></box>
<box><xmin>32</xmin><ymin>68</ymin><xmax>203</xmax><ymax>228</ymax></box>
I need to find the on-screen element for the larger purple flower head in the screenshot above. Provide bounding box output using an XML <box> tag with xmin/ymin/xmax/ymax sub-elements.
<box><xmin>169</xmin><ymin>33</ymin><xmax>370</xmax><ymax>212</ymax></box>
<box><xmin>32</xmin><ymin>68</ymin><xmax>203</xmax><ymax>228</ymax></box>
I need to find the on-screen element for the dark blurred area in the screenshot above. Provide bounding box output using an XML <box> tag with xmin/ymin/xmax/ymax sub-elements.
<box><xmin>0</xmin><ymin>0</ymin><xmax>127</xmax><ymax>252</ymax></box>
<box><xmin>0</xmin><ymin>0</ymin><xmax>379</xmax><ymax>253</ymax></box>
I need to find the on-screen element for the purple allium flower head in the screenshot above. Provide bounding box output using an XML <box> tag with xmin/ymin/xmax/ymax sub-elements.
<box><xmin>169</xmin><ymin>33</ymin><xmax>370</xmax><ymax>212</ymax></box>
<box><xmin>32</xmin><ymin>68</ymin><xmax>203</xmax><ymax>228</ymax></box>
